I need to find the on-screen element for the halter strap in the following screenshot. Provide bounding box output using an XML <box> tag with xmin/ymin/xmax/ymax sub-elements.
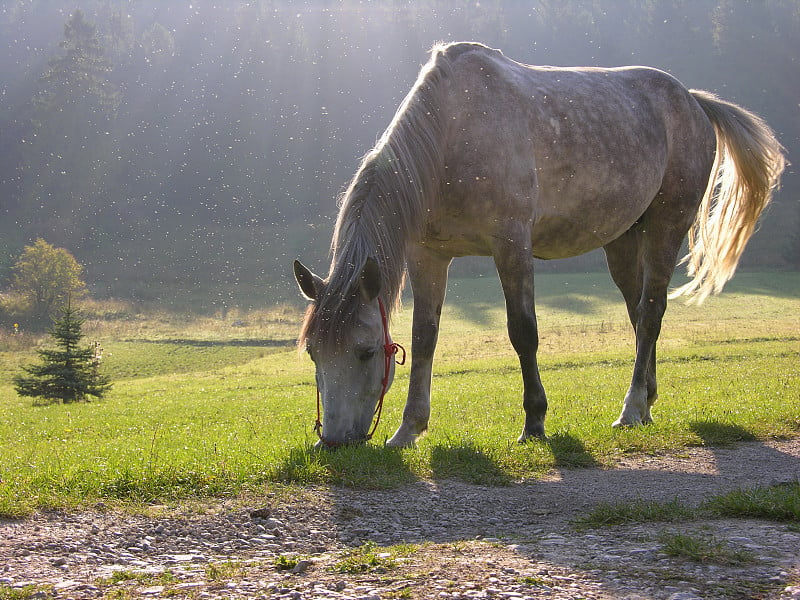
<box><xmin>314</xmin><ymin>297</ymin><xmax>405</xmax><ymax>447</ymax></box>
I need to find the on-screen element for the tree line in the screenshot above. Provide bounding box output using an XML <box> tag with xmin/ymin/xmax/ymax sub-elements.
<box><xmin>0</xmin><ymin>1</ymin><xmax>797</xmax><ymax>310</ymax></box>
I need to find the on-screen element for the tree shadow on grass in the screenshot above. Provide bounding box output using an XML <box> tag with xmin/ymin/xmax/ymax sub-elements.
<box><xmin>126</xmin><ymin>338</ymin><xmax>295</xmax><ymax>348</ymax></box>
<box><xmin>690</xmin><ymin>421</ymin><xmax>758</xmax><ymax>446</ymax></box>
<box><xmin>536</xmin><ymin>293</ymin><xmax>600</xmax><ymax>316</ymax></box>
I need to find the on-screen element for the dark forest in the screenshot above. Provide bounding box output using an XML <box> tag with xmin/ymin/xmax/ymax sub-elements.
<box><xmin>1</xmin><ymin>1</ymin><xmax>797</xmax><ymax>310</ymax></box>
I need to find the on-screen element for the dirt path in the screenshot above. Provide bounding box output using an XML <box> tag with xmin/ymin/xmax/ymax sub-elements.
<box><xmin>2</xmin><ymin>438</ymin><xmax>799</xmax><ymax>599</ymax></box>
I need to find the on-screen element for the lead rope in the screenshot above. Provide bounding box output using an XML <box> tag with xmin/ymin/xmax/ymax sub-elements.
<box><xmin>314</xmin><ymin>297</ymin><xmax>405</xmax><ymax>446</ymax></box>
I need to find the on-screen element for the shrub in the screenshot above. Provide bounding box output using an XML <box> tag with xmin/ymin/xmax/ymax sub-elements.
<box><xmin>8</xmin><ymin>239</ymin><xmax>86</xmax><ymax>327</ymax></box>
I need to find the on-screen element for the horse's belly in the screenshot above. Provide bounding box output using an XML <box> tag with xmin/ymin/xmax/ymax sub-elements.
<box><xmin>418</xmin><ymin>207</ymin><xmax>631</xmax><ymax>259</ymax></box>
<box><xmin>530</xmin><ymin>214</ymin><xmax>617</xmax><ymax>259</ymax></box>
<box><xmin>529</xmin><ymin>193</ymin><xmax>647</xmax><ymax>259</ymax></box>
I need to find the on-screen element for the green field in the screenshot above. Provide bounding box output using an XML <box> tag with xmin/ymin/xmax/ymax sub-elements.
<box><xmin>0</xmin><ymin>272</ymin><xmax>798</xmax><ymax>516</ymax></box>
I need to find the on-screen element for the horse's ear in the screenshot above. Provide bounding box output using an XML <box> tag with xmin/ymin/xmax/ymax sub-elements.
<box><xmin>294</xmin><ymin>260</ymin><xmax>323</xmax><ymax>301</ymax></box>
<box><xmin>359</xmin><ymin>257</ymin><xmax>382</xmax><ymax>302</ymax></box>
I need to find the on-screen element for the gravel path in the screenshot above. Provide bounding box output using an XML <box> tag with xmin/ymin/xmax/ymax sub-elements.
<box><xmin>2</xmin><ymin>438</ymin><xmax>799</xmax><ymax>600</ymax></box>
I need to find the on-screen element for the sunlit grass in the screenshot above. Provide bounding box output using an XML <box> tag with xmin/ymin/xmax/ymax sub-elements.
<box><xmin>575</xmin><ymin>481</ymin><xmax>800</xmax><ymax>530</ymax></box>
<box><xmin>657</xmin><ymin>531</ymin><xmax>757</xmax><ymax>565</ymax></box>
<box><xmin>0</xmin><ymin>272</ymin><xmax>797</xmax><ymax>515</ymax></box>
<box><xmin>705</xmin><ymin>482</ymin><xmax>800</xmax><ymax>523</ymax></box>
<box><xmin>574</xmin><ymin>498</ymin><xmax>696</xmax><ymax>529</ymax></box>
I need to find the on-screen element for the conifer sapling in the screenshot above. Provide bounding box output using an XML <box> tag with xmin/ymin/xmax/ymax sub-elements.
<box><xmin>13</xmin><ymin>301</ymin><xmax>112</xmax><ymax>403</ymax></box>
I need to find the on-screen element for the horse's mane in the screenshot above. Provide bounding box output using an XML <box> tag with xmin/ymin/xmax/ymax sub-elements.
<box><xmin>300</xmin><ymin>43</ymin><xmax>461</xmax><ymax>350</ymax></box>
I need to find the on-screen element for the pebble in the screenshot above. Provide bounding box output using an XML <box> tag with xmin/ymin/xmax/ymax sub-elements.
<box><xmin>784</xmin><ymin>586</ymin><xmax>800</xmax><ymax>599</ymax></box>
<box><xmin>141</xmin><ymin>586</ymin><xmax>165</xmax><ymax>595</ymax></box>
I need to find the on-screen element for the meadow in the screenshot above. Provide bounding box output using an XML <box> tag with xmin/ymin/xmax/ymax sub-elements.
<box><xmin>0</xmin><ymin>271</ymin><xmax>797</xmax><ymax>517</ymax></box>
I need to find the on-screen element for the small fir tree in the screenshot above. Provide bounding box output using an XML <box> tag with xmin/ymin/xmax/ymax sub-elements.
<box><xmin>13</xmin><ymin>302</ymin><xmax>111</xmax><ymax>404</ymax></box>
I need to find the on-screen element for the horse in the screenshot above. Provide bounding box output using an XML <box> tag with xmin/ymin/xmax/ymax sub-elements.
<box><xmin>293</xmin><ymin>42</ymin><xmax>785</xmax><ymax>448</ymax></box>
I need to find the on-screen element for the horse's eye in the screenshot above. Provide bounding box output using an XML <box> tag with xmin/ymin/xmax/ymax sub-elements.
<box><xmin>357</xmin><ymin>347</ymin><xmax>376</xmax><ymax>361</ymax></box>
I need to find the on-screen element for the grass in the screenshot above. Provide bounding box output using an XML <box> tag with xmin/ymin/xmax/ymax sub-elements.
<box><xmin>100</xmin><ymin>570</ymin><xmax>178</xmax><ymax>586</ymax></box>
<box><xmin>706</xmin><ymin>481</ymin><xmax>800</xmax><ymax>523</ymax></box>
<box><xmin>0</xmin><ymin>586</ymin><xmax>48</xmax><ymax>600</ymax></box>
<box><xmin>575</xmin><ymin>481</ymin><xmax>800</xmax><ymax>529</ymax></box>
<box><xmin>330</xmin><ymin>541</ymin><xmax>417</xmax><ymax>574</ymax></box>
<box><xmin>0</xmin><ymin>271</ymin><xmax>798</xmax><ymax>515</ymax></box>
<box><xmin>657</xmin><ymin>531</ymin><xmax>757</xmax><ymax>565</ymax></box>
<box><xmin>574</xmin><ymin>498</ymin><xmax>696</xmax><ymax>529</ymax></box>
<box><xmin>205</xmin><ymin>560</ymin><xmax>247</xmax><ymax>581</ymax></box>
<box><xmin>273</xmin><ymin>554</ymin><xmax>301</xmax><ymax>571</ymax></box>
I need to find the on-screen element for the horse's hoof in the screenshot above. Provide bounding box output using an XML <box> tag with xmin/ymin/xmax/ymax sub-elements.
<box><xmin>612</xmin><ymin>417</ymin><xmax>643</xmax><ymax>428</ymax></box>
<box><xmin>517</xmin><ymin>431</ymin><xmax>547</xmax><ymax>443</ymax></box>
<box><xmin>518</xmin><ymin>422</ymin><xmax>546</xmax><ymax>443</ymax></box>
<box><xmin>385</xmin><ymin>432</ymin><xmax>418</xmax><ymax>448</ymax></box>
<box><xmin>386</xmin><ymin>423</ymin><xmax>426</xmax><ymax>447</ymax></box>
<box><xmin>385</xmin><ymin>437</ymin><xmax>416</xmax><ymax>448</ymax></box>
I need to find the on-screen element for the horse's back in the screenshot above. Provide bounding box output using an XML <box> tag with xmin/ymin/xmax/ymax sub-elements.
<box><xmin>428</xmin><ymin>43</ymin><xmax>715</xmax><ymax>259</ymax></box>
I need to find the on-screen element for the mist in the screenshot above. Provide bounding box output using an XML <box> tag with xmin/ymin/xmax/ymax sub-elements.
<box><xmin>1</xmin><ymin>1</ymin><xmax>797</xmax><ymax>311</ymax></box>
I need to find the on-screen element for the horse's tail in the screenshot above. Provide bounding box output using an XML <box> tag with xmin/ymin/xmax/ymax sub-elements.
<box><xmin>670</xmin><ymin>90</ymin><xmax>785</xmax><ymax>303</ymax></box>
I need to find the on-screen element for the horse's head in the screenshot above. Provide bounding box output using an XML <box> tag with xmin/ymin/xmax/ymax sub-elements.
<box><xmin>293</xmin><ymin>258</ymin><xmax>397</xmax><ymax>447</ymax></box>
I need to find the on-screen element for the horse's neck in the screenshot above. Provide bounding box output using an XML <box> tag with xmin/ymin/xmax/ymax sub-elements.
<box><xmin>335</xmin><ymin>204</ymin><xmax>407</xmax><ymax>310</ymax></box>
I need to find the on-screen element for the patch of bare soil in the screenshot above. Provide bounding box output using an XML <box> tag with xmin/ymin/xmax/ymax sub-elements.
<box><xmin>1</xmin><ymin>438</ymin><xmax>799</xmax><ymax>600</ymax></box>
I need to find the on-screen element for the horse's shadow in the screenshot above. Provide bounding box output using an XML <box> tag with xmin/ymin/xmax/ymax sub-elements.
<box><xmin>272</xmin><ymin>430</ymin><xmax>600</xmax><ymax>492</ymax></box>
<box><xmin>546</xmin><ymin>431</ymin><xmax>601</xmax><ymax>469</ymax></box>
<box><xmin>272</xmin><ymin>443</ymin><xmax>417</xmax><ymax>489</ymax></box>
<box><xmin>689</xmin><ymin>420</ymin><xmax>757</xmax><ymax>445</ymax></box>
<box><xmin>267</xmin><ymin>422</ymin><xmax>799</xmax><ymax>551</ymax></box>
<box><xmin>429</xmin><ymin>441</ymin><xmax>513</xmax><ymax>485</ymax></box>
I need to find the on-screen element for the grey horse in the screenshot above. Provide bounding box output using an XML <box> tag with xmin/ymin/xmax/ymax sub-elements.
<box><xmin>294</xmin><ymin>42</ymin><xmax>785</xmax><ymax>447</ymax></box>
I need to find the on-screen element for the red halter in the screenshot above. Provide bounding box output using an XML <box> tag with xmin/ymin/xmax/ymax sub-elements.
<box><xmin>314</xmin><ymin>297</ymin><xmax>406</xmax><ymax>447</ymax></box>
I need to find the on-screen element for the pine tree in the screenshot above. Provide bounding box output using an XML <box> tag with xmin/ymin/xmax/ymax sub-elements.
<box><xmin>33</xmin><ymin>9</ymin><xmax>120</xmax><ymax>119</ymax></box>
<box><xmin>13</xmin><ymin>302</ymin><xmax>112</xmax><ymax>404</ymax></box>
<box><xmin>18</xmin><ymin>10</ymin><xmax>122</xmax><ymax>233</ymax></box>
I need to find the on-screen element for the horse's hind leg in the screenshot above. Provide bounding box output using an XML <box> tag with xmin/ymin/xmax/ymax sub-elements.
<box><xmin>493</xmin><ymin>225</ymin><xmax>548</xmax><ymax>441</ymax></box>
<box><xmin>606</xmin><ymin>196</ymin><xmax>695</xmax><ymax>427</ymax></box>
<box><xmin>603</xmin><ymin>228</ymin><xmax>658</xmax><ymax>424</ymax></box>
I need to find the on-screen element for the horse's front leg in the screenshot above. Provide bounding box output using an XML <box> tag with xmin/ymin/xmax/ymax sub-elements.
<box><xmin>493</xmin><ymin>228</ymin><xmax>548</xmax><ymax>441</ymax></box>
<box><xmin>386</xmin><ymin>247</ymin><xmax>451</xmax><ymax>447</ymax></box>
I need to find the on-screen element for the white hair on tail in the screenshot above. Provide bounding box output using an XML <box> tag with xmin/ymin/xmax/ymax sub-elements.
<box><xmin>670</xmin><ymin>90</ymin><xmax>786</xmax><ymax>304</ymax></box>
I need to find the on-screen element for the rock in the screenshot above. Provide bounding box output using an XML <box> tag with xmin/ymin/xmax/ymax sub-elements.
<box><xmin>250</xmin><ymin>507</ymin><xmax>271</xmax><ymax>519</ymax></box>
<box><xmin>140</xmin><ymin>586</ymin><xmax>165</xmax><ymax>596</ymax></box>
<box><xmin>52</xmin><ymin>580</ymin><xmax>81</xmax><ymax>591</ymax></box>
<box><xmin>291</xmin><ymin>559</ymin><xmax>312</xmax><ymax>574</ymax></box>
